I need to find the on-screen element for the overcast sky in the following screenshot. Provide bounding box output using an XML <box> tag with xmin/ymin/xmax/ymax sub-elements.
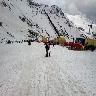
<box><xmin>34</xmin><ymin>0</ymin><xmax>96</xmax><ymax>23</ymax></box>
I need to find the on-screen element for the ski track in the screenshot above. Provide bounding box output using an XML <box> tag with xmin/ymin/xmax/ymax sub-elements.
<box><xmin>0</xmin><ymin>42</ymin><xmax>96</xmax><ymax>96</ymax></box>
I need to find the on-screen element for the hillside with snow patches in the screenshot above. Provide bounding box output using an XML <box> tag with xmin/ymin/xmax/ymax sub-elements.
<box><xmin>66</xmin><ymin>14</ymin><xmax>96</xmax><ymax>39</ymax></box>
<box><xmin>0</xmin><ymin>0</ymin><xmax>89</xmax><ymax>44</ymax></box>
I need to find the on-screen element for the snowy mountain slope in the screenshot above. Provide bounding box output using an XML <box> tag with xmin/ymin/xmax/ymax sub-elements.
<box><xmin>0</xmin><ymin>0</ymin><xmax>88</xmax><ymax>44</ymax></box>
<box><xmin>0</xmin><ymin>0</ymin><xmax>55</xmax><ymax>43</ymax></box>
<box><xmin>0</xmin><ymin>0</ymin><xmax>29</xmax><ymax>42</ymax></box>
<box><xmin>24</xmin><ymin>1</ymin><xmax>85</xmax><ymax>39</ymax></box>
<box><xmin>66</xmin><ymin>14</ymin><xmax>96</xmax><ymax>39</ymax></box>
<box><xmin>0</xmin><ymin>42</ymin><xmax>96</xmax><ymax>96</ymax></box>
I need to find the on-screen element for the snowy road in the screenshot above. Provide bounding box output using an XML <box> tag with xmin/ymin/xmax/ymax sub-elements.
<box><xmin>0</xmin><ymin>42</ymin><xmax>96</xmax><ymax>96</ymax></box>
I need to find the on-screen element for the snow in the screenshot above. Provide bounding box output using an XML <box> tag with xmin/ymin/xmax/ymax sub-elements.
<box><xmin>0</xmin><ymin>42</ymin><xmax>96</xmax><ymax>96</ymax></box>
<box><xmin>0</xmin><ymin>0</ymin><xmax>87</xmax><ymax>43</ymax></box>
<box><xmin>49</xmin><ymin>14</ymin><xmax>82</xmax><ymax>38</ymax></box>
<box><xmin>66</xmin><ymin>14</ymin><xmax>96</xmax><ymax>39</ymax></box>
<box><xmin>0</xmin><ymin>0</ymin><xmax>96</xmax><ymax>95</ymax></box>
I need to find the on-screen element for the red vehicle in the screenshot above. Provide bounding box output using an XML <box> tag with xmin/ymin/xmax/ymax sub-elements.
<box><xmin>64</xmin><ymin>42</ymin><xmax>83</xmax><ymax>50</ymax></box>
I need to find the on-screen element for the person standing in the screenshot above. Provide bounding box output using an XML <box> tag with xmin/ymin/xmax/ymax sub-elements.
<box><xmin>28</xmin><ymin>40</ymin><xmax>31</xmax><ymax>45</ymax></box>
<box><xmin>45</xmin><ymin>43</ymin><xmax>50</xmax><ymax>57</ymax></box>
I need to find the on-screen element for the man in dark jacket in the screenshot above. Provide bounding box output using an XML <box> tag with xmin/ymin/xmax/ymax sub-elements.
<box><xmin>45</xmin><ymin>43</ymin><xmax>50</xmax><ymax>57</ymax></box>
<box><xmin>28</xmin><ymin>40</ymin><xmax>31</xmax><ymax>45</ymax></box>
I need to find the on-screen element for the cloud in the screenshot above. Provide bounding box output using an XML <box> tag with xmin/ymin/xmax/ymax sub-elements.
<box><xmin>71</xmin><ymin>0</ymin><xmax>96</xmax><ymax>23</ymax></box>
<box><xmin>75</xmin><ymin>0</ymin><xmax>96</xmax><ymax>22</ymax></box>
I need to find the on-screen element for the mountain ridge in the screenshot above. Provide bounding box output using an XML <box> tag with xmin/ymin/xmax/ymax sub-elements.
<box><xmin>0</xmin><ymin>0</ymin><xmax>94</xmax><ymax>43</ymax></box>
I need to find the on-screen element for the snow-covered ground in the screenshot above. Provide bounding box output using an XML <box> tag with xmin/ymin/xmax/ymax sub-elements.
<box><xmin>0</xmin><ymin>42</ymin><xmax>96</xmax><ymax>96</ymax></box>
